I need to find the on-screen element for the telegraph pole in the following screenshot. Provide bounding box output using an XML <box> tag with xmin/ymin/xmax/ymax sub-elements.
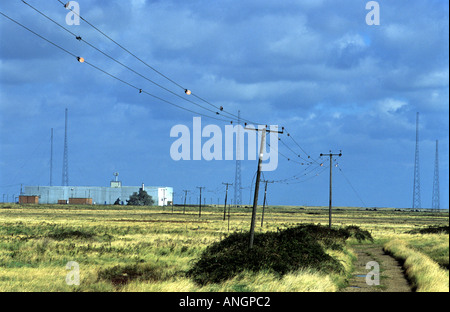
<box><xmin>172</xmin><ymin>191</ymin><xmax>175</xmax><ymax>214</ymax></box>
<box><xmin>183</xmin><ymin>190</ymin><xmax>189</xmax><ymax>214</ymax></box>
<box><xmin>248</xmin><ymin>125</ymin><xmax>284</xmax><ymax>249</ymax></box>
<box><xmin>261</xmin><ymin>180</ymin><xmax>274</xmax><ymax>227</ymax></box>
<box><xmin>320</xmin><ymin>151</ymin><xmax>342</xmax><ymax>228</ymax></box>
<box><xmin>196</xmin><ymin>187</ymin><xmax>205</xmax><ymax>217</ymax></box>
<box><xmin>222</xmin><ymin>183</ymin><xmax>233</xmax><ymax>221</ymax></box>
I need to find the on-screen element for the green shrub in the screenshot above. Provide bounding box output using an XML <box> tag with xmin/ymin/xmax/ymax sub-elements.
<box><xmin>343</xmin><ymin>225</ymin><xmax>373</xmax><ymax>242</ymax></box>
<box><xmin>406</xmin><ymin>225</ymin><xmax>449</xmax><ymax>235</ymax></box>
<box><xmin>187</xmin><ymin>224</ymin><xmax>357</xmax><ymax>285</ymax></box>
<box><xmin>97</xmin><ymin>263</ymin><xmax>165</xmax><ymax>287</ymax></box>
<box><xmin>46</xmin><ymin>228</ymin><xmax>95</xmax><ymax>240</ymax></box>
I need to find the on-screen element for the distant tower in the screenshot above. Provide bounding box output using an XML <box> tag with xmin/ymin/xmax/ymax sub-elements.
<box><xmin>234</xmin><ymin>110</ymin><xmax>242</xmax><ymax>207</ymax></box>
<box><xmin>62</xmin><ymin>108</ymin><xmax>69</xmax><ymax>186</ymax></box>
<box><xmin>110</xmin><ymin>172</ymin><xmax>122</xmax><ymax>188</ymax></box>
<box><xmin>412</xmin><ymin>112</ymin><xmax>421</xmax><ymax>209</ymax></box>
<box><xmin>50</xmin><ymin>128</ymin><xmax>53</xmax><ymax>186</ymax></box>
<box><xmin>432</xmin><ymin>140</ymin><xmax>440</xmax><ymax>211</ymax></box>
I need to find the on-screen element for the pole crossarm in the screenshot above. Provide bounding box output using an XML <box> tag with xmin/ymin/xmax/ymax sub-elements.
<box><xmin>244</xmin><ymin>126</ymin><xmax>284</xmax><ymax>134</ymax></box>
<box><xmin>320</xmin><ymin>152</ymin><xmax>342</xmax><ymax>157</ymax></box>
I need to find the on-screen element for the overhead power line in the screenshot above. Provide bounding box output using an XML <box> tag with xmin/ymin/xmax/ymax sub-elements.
<box><xmin>56</xmin><ymin>0</ymin><xmax>185</xmax><ymax>90</ymax></box>
<box><xmin>21</xmin><ymin>0</ymin><xmax>236</xmax><ymax>120</ymax></box>
<box><xmin>337</xmin><ymin>166</ymin><xmax>367</xmax><ymax>208</ymax></box>
<box><xmin>283</xmin><ymin>128</ymin><xmax>322</xmax><ymax>165</ymax></box>
<box><xmin>2</xmin><ymin>5</ymin><xmax>326</xmax><ymax>178</ymax></box>
<box><xmin>0</xmin><ymin>10</ymin><xmax>77</xmax><ymax>58</ymax></box>
<box><xmin>271</xmin><ymin>163</ymin><xmax>328</xmax><ymax>184</ymax></box>
<box><xmin>55</xmin><ymin>0</ymin><xmax>260</xmax><ymax>126</ymax></box>
<box><xmin>0</xmin><ymin>10</ymin><xmax>232</xmax><ymax>123</ymax></box>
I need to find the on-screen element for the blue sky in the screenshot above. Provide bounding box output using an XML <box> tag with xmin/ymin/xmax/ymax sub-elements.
<box><xmin>0</xmin><ymin>0</ymin><xmax>448</xmax><ymax>209</ymax></box>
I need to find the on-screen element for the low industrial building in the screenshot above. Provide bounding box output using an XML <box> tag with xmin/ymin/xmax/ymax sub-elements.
<box><xmin>19</xmin><ymin>195</ymin><xmax>39</xmax><ymax>204</ymax></box>
<box><xmin>21</xmin><ymin>179</ymin><xmax>173</xmax><ymax>206</ymax></box>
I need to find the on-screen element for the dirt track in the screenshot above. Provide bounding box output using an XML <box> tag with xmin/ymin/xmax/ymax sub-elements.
<box><xmin>341</xmin><ymin>244</ymin><xmax>412</xmax><ymax>292</ymax></box>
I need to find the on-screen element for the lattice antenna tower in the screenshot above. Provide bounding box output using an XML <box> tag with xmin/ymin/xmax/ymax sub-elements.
<box><xmin>50</xmin><ymin>128</ymin><xmax>53</xmax><ymax>186</ymax></box>
<box><xmin>234</xmin><ymin>110</ymin><xmax>242</xmax><ymax>207</ymax></box>
<box><xmin>412</xmin><ymin>112</ymin><xmax>421</xmax><ymax>209</ymax></box>
<box><xmin>432</xmin><ymin>140</ymin><xmax>440</xmax><ymax>211</ymax></box>
<box><xmin>62</xmin><ymin>108</ymin><xmax>69</xmax><ymax>186</ymax></box>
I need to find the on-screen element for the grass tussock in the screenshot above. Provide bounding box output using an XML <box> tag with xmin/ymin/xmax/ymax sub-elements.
<box><xmin>406</xmin><ymin>225</ymin><xmax>449</xmax><ymax>235</ymax></box>
<box><xmin>97</xmin><ymin>262</ymin><xmax>171</xmax><ymax>287</ymax></box>
<box><xmin>384</xmin><ymin>239</ymin><xmax>449</xmax><ymax>292</ymax></box>
<box><xmin>187</xmin><ymin>224</ymin><xmax>371</xmax><ymax>285</ymax></box>
<box><xmin>212</xmin><ymin>269</ymin><xmax>338</xmax><ymax>292</ymax></box>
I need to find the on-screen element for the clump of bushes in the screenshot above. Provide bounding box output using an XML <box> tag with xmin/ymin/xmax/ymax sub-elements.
<box><xmin>407</xmin><ymin>225</ymin><xmax>449</xmax><ymax>235</ymax></box>
<box><xmin>187</xmin><ymin>224</ymin><xmax>372</xmax><ymax>285</ymax></box>
<box><xmin>97</xmin><ymin>263</ymin><xmax>166</xmax><ymax>287</ymax></box>
<box><xmin>46</xmin><ymin>228</ymin><xmax>96</xmax><ymax>240</ymax></box>
<box><xmin>343</xmin><ymin>225</ymin><xmax>373</xmax><ymax>242</ymax></box>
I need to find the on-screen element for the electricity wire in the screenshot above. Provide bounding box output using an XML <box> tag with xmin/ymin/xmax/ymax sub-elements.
<box><xmin>2</xmin><ymin>6</ymin><xmax>326</xmax><ymax>178</ymax></box>
<box><xmin>0</xmin><ymin>10</ymin><xmax>232</xmax><ymax>123</ymax></box>
<box><xmin>21</xmin><ymin>0</ymin><xmax>235</xmax><ymax>120</ymax></box>
<box><xmin>283</xmin><ymin>127</ymin><xmax>322</xmax><ymax>165</ymax></box>
<box><xmin>55</xmin><ymin>0</ymin><xmax>261</xmax><ymax>126</ymax></box>
<box><xmin>336</xmin><ymin>165</ymin><xmax>367</xmax><ymax>208</ymax></box>
<box><xmin>25</xmin><ymin>1</ymin><xmax>317</xmax><ymax>159</ymax></box>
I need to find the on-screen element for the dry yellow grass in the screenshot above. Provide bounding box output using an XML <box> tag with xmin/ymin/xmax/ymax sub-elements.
<box><xmin>0</xmin><ymin>204</ymin><xmax>447</xmax><ymax>292</ymax></box>
<box><xmin>384</xmin><ymin>239</ymin><xmax>449</xmax><ymax>292</ymax></box>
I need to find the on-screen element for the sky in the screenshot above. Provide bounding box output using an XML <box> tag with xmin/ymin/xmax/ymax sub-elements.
<box><xmin>0</xmin><ymin>0</ymin><xmax>448</xmax><ymax>209</ymax></box>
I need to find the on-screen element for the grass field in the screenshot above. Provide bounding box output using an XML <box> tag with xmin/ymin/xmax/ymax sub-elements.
<box><xmin>0</xmin><ymin>203</ymin><xmax>448</xmax><ymax>292</ymax></box>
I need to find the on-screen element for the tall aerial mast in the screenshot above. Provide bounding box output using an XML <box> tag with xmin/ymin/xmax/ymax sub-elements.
<box><xmin>234</xmin><ymin>110</ymin><xmax>242</xmax><ymax>207</ymax></box>
<box><xmin>50</xmin><ymin>128</ymin><xmax>53</xmax><ymax>186</ymax></box>
<box><xmin>432</xmin><ymin>140</ymin><xmax>440</xmax><ymax>211</ymax></box>
<box><xmin>412</xmin><ymin>112</ymin><xmax>421</xmax><ymax>209</ymax></box>
<box><xmin>62</xmin><ymin>108</ymin><xmax>69</xmax><ymax>186</ymax></box>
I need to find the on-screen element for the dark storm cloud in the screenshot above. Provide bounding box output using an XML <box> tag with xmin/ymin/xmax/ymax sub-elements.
<box><xmin>0</xmin><ymin>0</ymin><xmax>448</xmax><ymax>208</ymax></box>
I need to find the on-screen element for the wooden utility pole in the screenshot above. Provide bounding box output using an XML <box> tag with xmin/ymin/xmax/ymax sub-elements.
<box><xmin>171</xmin><ymin>191</ymin><xmax>175</xmax><ymax>214</ymax></box>
<box><xmin>182</xmin><ymin>190</ymin><xmax>189</xmax><ymax>214</ymax></box>
<box><xmin>319</xmin><ymin>151</ymin><xmax>342</xmax><ymax>228</ymax></box>
<box><xmin>196</xmin><ymin>187</ymin><xmax>205</xmax><ymax>217</ymax></box>
<box><xmin>248</xmin><ymin>125</ymin><xmax>284</xmax><ymax>249</ymax></box>
<box><xmin>261</xmin><ymin>180</ymin><xmax>273</xmax><ymax>227</ymax></box>
<box><xmin>249</xmin><ymin>128</ymin><xmax>266</xmax><ymax>249</ymax></box>
<box><xmin>222</xmin><ymin>183</ymin><xmax>233</xmax><ymax>221</ymax></box>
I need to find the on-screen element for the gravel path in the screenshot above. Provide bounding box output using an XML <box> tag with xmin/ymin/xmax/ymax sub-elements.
<box><xmin>341</xmin><ymin>244</ymin><xmax>412</xmax><ymax>292</ymax></box>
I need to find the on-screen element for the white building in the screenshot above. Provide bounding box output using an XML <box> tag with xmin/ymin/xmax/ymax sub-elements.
<box><xmin>22</xmin><ymin>178</ymin><xmax>173</xmax><ymax>206</ymax></box>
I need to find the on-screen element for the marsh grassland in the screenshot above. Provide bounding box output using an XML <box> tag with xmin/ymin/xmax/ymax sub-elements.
<box><xmin>0</xmin><ymin>204</ymin><xmax>448</xmax><ymax>292</ymax></box>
